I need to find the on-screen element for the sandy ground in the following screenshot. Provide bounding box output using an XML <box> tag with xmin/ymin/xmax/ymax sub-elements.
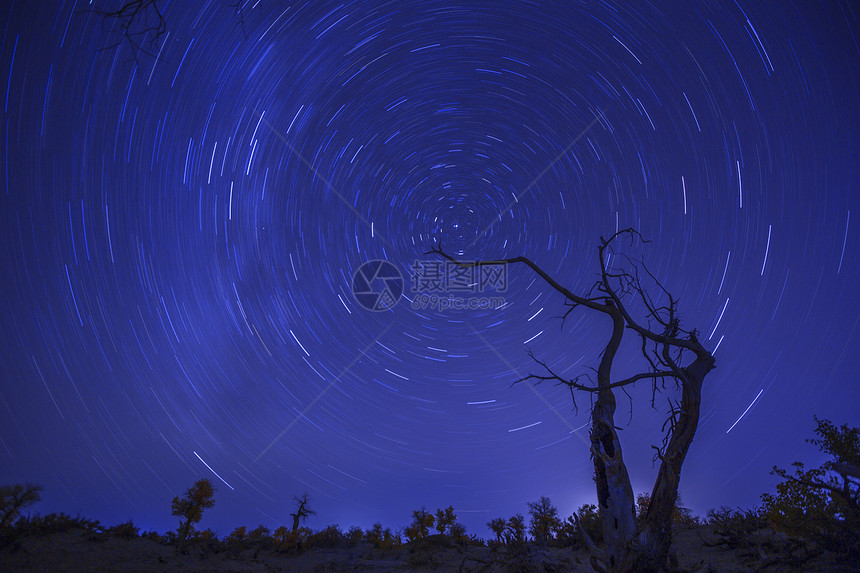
<box><xmin>1</xmin><ymin>525</ymin><xmax>858</xmax><ymax>572</ymax></box>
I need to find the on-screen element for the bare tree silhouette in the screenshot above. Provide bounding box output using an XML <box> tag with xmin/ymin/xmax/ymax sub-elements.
<box><xmin>95</xmin><ymin>0</ymin><xmax>166</xmax><ymax>60</ymax></box>
<box><xmin>93</xmin><ymin>1</ymin><xmax>251</xmax><ymax>60</ymax></box>
<box><xmin>289</xmin><ymin>492</ymin><xmax>316</xmax><ymax>535</ymax></box>
<box><xmin>430</xmin><ymin>229</ymin><xmax>716</xmax><ymax>573</ymax></box>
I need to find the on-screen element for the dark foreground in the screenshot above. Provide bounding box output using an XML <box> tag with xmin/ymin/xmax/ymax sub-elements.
<box><xmin>1</xmin><ymin>525</ymin><xmax>857</xmax><ymax>572</ymax></box>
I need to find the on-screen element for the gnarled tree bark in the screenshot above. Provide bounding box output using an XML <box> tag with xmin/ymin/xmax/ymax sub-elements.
<box><xmin>430</xmin><ymin>229</ymin><xmax>716</xmax><ymax>572</ymax></box>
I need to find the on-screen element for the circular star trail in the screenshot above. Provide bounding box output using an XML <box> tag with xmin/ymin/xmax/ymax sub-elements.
<box><xmin>1</xmin><ymin>1</ymin><xmax>858</xmax><ymax>535</ymax></box>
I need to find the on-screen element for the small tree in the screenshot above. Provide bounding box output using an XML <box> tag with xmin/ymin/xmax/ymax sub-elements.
<box><xmin>434</xmin><ymin>505</ymin><xmax>457</xmax><ymax>535</ymax></box>
<box><xmin>505</xmin><ymin>514</ymin><xmax>527</xmax><ymax>546</ymax></box>
<box><xmin>487</xmin><ymin>517</ymin><xmax>507</xmax><ymax>545</ymax></box>
<box><xmin>170</xmin><ymin>478</ymin><xmax>215</xmax><ymax>554</ymax></box>
<box><xmin>449</xmin><ymin>521</ymin><xmax>468</xmax><ymax>544</ymax></box>
<box><xmin>289</xmin><ymin>492</ymin><xmax>316</xmax><ymax>534</ymax></box>
<box><xmin>528</xmin><ymin>496</ymin><xmax>562</xmax><ymax>545</ymax></box>
<box><xmin>761</xmin><ymin>417</ymin><xmax>859</xmax><ymax>554</ymax></box>
<box><xmin>0</xmin><ymin>483</ymin><xmax>42</xmax><ymax>529</ymax></box>
<box><xmin>404</xmin><ymin>506</ymin><xmax>435</xmax><ymax>541</ymax></box>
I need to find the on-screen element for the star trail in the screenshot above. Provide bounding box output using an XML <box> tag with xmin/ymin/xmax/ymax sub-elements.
<box><xmin>1</xmin><ymin>1</ymin><xmax>858</xmax><ymax>538</ymax></box>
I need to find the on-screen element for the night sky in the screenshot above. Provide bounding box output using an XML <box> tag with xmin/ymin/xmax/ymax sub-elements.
<box><xmin>1</xmin><ymin>0</ymin><xmax>858</xmax><ymax>539</ymax></box>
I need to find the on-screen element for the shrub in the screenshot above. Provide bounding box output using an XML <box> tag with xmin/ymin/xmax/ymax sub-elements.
<box><xmin>273</xmin><ymin>525</ymin><xmax>291</xmax><ymax>547</ymax></box>
<box><xmin>308</xmin><ymin>524</ymin><xmax>345</xmax><ymax>548</ymax></box>
<box><xmin>143</xmin><ymin>529</ymin><xmax>165</xmax><ymax>543</ymax></box>
<box><xmin>248</xmin><ymin>525</ymin><xmax>271</xmax><ymax>541</ymax></box>
<box><xmin>761</xmin><ymin>417</ymin><xmax>859</xmax><ymax>554</ymax></box>
<box><xmin>0</xmin><ymin>512</ymin><xmax>102</xmax><ymax>548</ymax></box>
<box><xmin>636</xmin><ymin>493</ymin><xmax>699</xmax><ymax>526</ymax></box>
<box><xmin>449</xmin><ymin>522</ymin><xmax>468</xmax><ymax>545</ymax></box>
<box><xmin>106</xmin><ymin>520</ymin><xmax>139</xmax><ymax>539</ymax></box>
<box><xmin>0</xmin><ymin>484</ymin><xmax>42</xmax><ymax>529</ymax></box>
<box><xmin>706</xmin><ymin>506</ymin><xmax>766</xmax><ymax>548</ymax></box>
<box><xmin>555</xmin><ymin>515</ymin><xmax>580</xmax><ymax>548</ymax></box>
<box><xmin>226</xmin><ymin>525</ymin><xmax>247</xmax><ymax>543</ymax></box>
<box><xmin>366</xmin><ymin>522</ymin><xmax>399</xmax><ymax>549</ymax></box>
<box><xmin>575</xmin><ymin>504</ymin><xmax>603</xmax><ymax>545</ymax></box>
<box><xmin>346</xmin><ymin>525</ymin><xmax>364</xmax><ymax>546</ymax></box>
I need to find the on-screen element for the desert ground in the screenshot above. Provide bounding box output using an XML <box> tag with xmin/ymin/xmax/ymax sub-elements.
<box><xmin>2</xmin><ymin>523</ymin><xmax>858</xmax><ymax>572</ymax></box>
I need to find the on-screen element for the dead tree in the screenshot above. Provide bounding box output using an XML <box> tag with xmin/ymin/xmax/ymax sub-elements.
<box><xmin>290</xmin><ymin>492</ymin><xmax>316</xmax><ymax>534</ymax></box>
<box><xmin>430</xmin><ymin>229</ymin><xmax>716</xmax><ymax>573</ymax></box>
<box><xmin>94</xmin><ymin>1</ymin><xmax>251</xmax><ymax>60</ymax></box>
<box><xmin>95</xmin><ymin>0</ymin><xmax>167</xmax><ymax>60</ymax></box>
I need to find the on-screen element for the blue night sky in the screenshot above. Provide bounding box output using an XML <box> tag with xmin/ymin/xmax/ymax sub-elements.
<box><xmin>1</xmin><ymin>1</ymin><xmax>858</xmax><ymax>538</ymax></box>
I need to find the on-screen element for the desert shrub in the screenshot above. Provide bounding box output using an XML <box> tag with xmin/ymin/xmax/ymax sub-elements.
<box><xmin>448</xmin><ymin>522</ymin><xmax>469</xmax><ymax>545</ymax></box>
<box><xmin>106</xmin><ymin>520</ymin><xmax>139</xmax><ymax>539</ymax></box>
<box><xmin>346</xmin><ymin>525</ymin><xmax>364</xmax><ymax>546</ymax></box>
<box><xmin>227</xmin><ymin>525</ymin><xmax>247</xmax><ymax>543</ymax></box>
<box><xmin>170</xmin><ymin>478</ymin><xmax>215</xmax><ymax>554</ymax></box>
<box><xmin>308</xmin><ymin>524</ymin><xmax>345</xmax><ymax>548</ymax></box>
<box><xmin>192</xmin><ymin>528</ymin><xmax>222</xmax><ymax>557</ymax></box>
<box><xmin>761</xmin><ymin>417</ymin><xmax>859</xmax><ymax>554</ymax></box>
<box><xmin>575</xmin><ymin>504</ymin><xmax>603</xmax><ymax>545</ymax></box>
<box><xmin>527</xmin><ymin>496</ymin><xmax>561</xmax><ymax>545</ymax></box>
<box><xmin>273</xmin><ymin>525</ymin><xmax>291</xmax><ymax>547</ymax></box>
<box><xmin>706</xmin><ymin>506</ymin><xmax>766</xmax><ymax>548</ymax></box>
<box><xmin>555</xmin><ymin>515</ymin><xmax>580</xmax><ymax>548</ymax></box>
<box><xmin>0</xmin><ymin>512</ymin><xmax>103</xmax><ymax>548</ymax></box>
<box><xmin>636</xmin><ymin>493</ymin><xmax>700</xmax><ymax>527</ymax></box>
<box><xmin>366</xmin><ymin>522</ymin><xmax>399</xmax><ymax>549</ymax></box>
<box><xmin>143</xmin><ymin>529</ymin><xmax>165</xmax><ymax>543</ymax></box>
<box><xmin>0</xmin><ymin>484</ymin><xmax>42</xmax><ymax>529</ymax></box>
<box><xmin>404</xmin><ymin>506</ymin><xmax>435</xmax><ymax>542</ymax></box>
<box><xmin>248</xmin><ymin>525</ymin><xmax>271</xmax><ymax>541</ymax></box>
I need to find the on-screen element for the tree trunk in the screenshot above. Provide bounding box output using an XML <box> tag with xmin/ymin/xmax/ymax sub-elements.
<box><xmin>590</xmin><ymin>307</ymin><xmax>637</xmax><ymax>572</ymax></box>
<box><xmin>623</xmin><ymin>353</ymin><xmax>714</xmax><ymax>572</ymax></box>
<box><xmin>589</xmin><ymin>325</ymin><xmax>714</xmax><ymax>572</ymax></box>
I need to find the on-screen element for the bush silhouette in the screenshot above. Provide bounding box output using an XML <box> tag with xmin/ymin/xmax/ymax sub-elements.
<box><xmin>705</xmin><ymin>506</ymin><xmax>766</xmax><ymax>549</ymax></box>
<box><xmin>366</xmin><ymin>521</ymin><xmax>399</xmax><ymax>549</ymax></box>
<box><xmin>761</xmin><ymin>417</ymin><xmax>859</xmax><ymax>554</ymax></box>
<box><xmin>404</xmin><ymin>506</ymin><xmax>435</xmax><ymax>541</ymax></box>
<box><xmin>105</xmin><ymin>520</ymin><xmax>139</xmax><ymax>539</ymax></box>
<box><xmin>0</xmin><ymin>483</ymin><xmax>42</xmax><ymax>529</ymax></box>
<box><xmin>346</xmin><ymin>525</ymin><xmax>364</xmax><ymax>546</ymax></box>
<box><xmin>170</xmin><ymin>478</ymin><xmax>215</xmax><ymax>554</ymax></box>
<box><xmin>636</xmin><ymin>493</ymin><xmax>699</xmax><ymax>527</ymax></box>
<box><xmin>575</xmin><ymin>504</ymin><xmax>603</xmax><ymax>545</ymax></box>
<box><xmin>308</xmin><ymin>524</ymin><xmax>345</xmax><ymax>548</ymax></box>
